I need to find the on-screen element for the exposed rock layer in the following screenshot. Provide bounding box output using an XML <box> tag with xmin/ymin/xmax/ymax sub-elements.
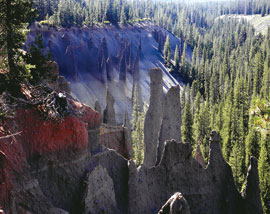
<box><xmin>103</xmin><ymin>89</ymin><xmax>116</xmax><ymax>126</ymax></box>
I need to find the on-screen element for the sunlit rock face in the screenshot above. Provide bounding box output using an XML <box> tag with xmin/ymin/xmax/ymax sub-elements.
<box><xmin>27</xmin><ymin>22</ymin><xmax>190</xmax><ymax>124</ymax></box>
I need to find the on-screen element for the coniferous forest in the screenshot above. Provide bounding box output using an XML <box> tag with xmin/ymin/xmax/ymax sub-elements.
<box><xmin>1</xmin><ymin>0</ymin><xmax>270</xmax><ymax>213</ymax></box>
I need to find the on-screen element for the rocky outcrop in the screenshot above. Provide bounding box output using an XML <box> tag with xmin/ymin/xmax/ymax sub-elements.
<box><xmin>143</xmin><ymin>68</ymin><xmax>163</xmax><ymax>167</ymax></box>
<box><xmin>103</xmin><ymin>89</ymin><xmax>116</xmax><ymax>126</ymax></box>
<box><xmin>84</xmin><ymin>165</ymin><xmax>119</xmax><ymax>214</ymax></box>
<box><xmin>129</xmin><ymin>131</ymin><xmax>246</xmax><ymax>214</ymax></box>
<box><xmin>241</xmin><ymin>157</ymin><xmax>263</xmax><ymax>214</ymax></box>
<box><xmin>158</xmin><ymin>193</ymin><xmax>190</xmax><ymax>214</ymax></box>
<box><xmin>98</xmin><ymin>38</ymin><xmax>109</xmax><ymax>83</ymax></box>
<box><xmin>156</xmin><ymin>85</ymin><xmax>181</xmax><ymax>165</ymax></box>
<box><xmin>42</xmin><ymin>61</ymin><xmax>71</xmax><ymax>94</ymax></box>
<box><xmin>0</xmin><ymin>97</ymin><xmax>101</xmax><ymax>214</ymax></box>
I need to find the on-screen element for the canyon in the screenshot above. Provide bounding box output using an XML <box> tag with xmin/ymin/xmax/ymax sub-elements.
<box><xmin>0</xmin><ymin>23</ymin><xmax>263</xmax><ymax>214</ymax></box>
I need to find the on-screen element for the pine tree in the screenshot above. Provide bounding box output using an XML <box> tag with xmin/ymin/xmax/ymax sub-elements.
<box><xmin>120</xmin><ymin>6</ymin><xmax>127</xmax><ymax>25</ymax></box>
<box><xmin>253</xmin><ymin>51</ymin><xmax>264</xmax><ymax>96</ymax></box>
<box><xmin>245</xmin><ymin>126</ymin><xmax>261</xmax><ymax>166</ymax></box>
<box><xmin>163</xmin><ymin>35</ymin><xmax>171</xmax><ymax>66</ymax></box>
<box><xmin>131</xmin><ymin>104</ymin><xmax>145</xmax><ymax>166</ymax></box>
<box><xmin>180</xmin><ymin>86</ymin><xmax>186</xmax><ymax>111</ymax></box>
<box><xmin>180</xmin><ymin>42</ymin><xmax>188</xmax><ymax>79</ymax></box>
<box><xmin>0</xmin><ymin>0</ymin><xmax>36</xmax><ymax>91</ymax></box>
<box><xmin>214</xmin><ymin>101</ymin><xmax>224</xmax><ymax>133</ymax></box>
<box><xmin>229</xmin><ymin>141</ymin><xmax>245</xmax><ymax>190</ymax></box>
<box><xmin>260</xmin><ymin>60</ymin><xmax>270</xmax><ymax>98</ymax></box>
<box><xmin>24</xmin><ymin>32</ymin><xmax>51</xmax><ymax>83</ymax></box>
<box><xmin>181</xmin><ymin>99</ymin><xmax>194</xmax><ymax>145</ymax></box>
<box><xmin>193</xmin><ymin>91</ymin><xmax>202</xmax><ymax>116</ymax></box>
<box><xmin>174</xmin><ymin>45</ymin><xmax>180</xmax><ymax>71</ymax></box>
<box><xmin>193</xmin><ymin>101</ymin><xmax>211</xmax><ymax>158</ymax></box>
<box><xmin>221</xmin><ymin>93</ymin><xmax>233</xmax><ymax>161</ymax></box>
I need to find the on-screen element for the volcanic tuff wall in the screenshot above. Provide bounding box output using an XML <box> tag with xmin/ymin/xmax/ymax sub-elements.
<box><xmin>27</xmin><ymin>22</ymin><xmax>190</xmax><ymax>124</ymax></box>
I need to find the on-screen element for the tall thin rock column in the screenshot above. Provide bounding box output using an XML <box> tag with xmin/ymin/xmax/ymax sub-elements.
<box><xmin>156</xmin><ymin>85</ymin><xmax>181</xmax><ymax>165</ymax></box>
<box><xmin>119</xmin><ymin>56</ymin><xmax>127</xmax><ymax>83</ymax></box>
<box><xmin>132</xmin><ymin>42</ymin><xmax>143</xmax><ymax>111</ymax></box>
<box><xmin>143</xmin><ymin>68</ymin><xmax>163</xmax><ymax>167</ymax></box>
<box><xmin>103</xmin><ymin>89</ymin><xmax>116</xmax><ymax>126</ymax></box>
<box><xmin>101</xmin><ymin>56</ymin><xmax>107</xmax><ymax>84</ymax></box>
<box><xmin>242</xmin><ymin>157</ymin><xmax>263</xmax><ymax>214</ymax></box>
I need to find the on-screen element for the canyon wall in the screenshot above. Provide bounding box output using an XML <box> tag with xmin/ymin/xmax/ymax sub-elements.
<box><xmin>26</xmin><ymin>22</ymin><xmax>190</xmax><ymax>123</ymax></box>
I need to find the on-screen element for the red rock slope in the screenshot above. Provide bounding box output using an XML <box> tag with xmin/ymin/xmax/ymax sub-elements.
<box><xmin>0</xmin><ymin>98</ymin><xmax>100</xmax><ymax>211</ymax></box>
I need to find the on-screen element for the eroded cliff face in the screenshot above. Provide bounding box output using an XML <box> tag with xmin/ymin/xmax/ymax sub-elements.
<box><xmin>26</xmin><ymin>22</ymin><xmax>189</xmax><ymax>123</ymax></box>
<box><xmin>0</xmin><ymin>95</ymin><xmax>263</xmax><ymax>214</ymax></box>
<box><xmin>0</xmin><ymin>97</ymin><xmax>100</xmax><ymax>213</ymax></box>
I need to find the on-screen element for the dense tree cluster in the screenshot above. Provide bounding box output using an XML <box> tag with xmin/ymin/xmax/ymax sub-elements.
<box><xmin>0</xmin><ymin>0</ymin><xmax>54</xmax><ymax>95</ymax></box>
<box><xmin>0</xmin><ymin>0</ymin><xmax>36</xmax><ymax>92</ymax></box>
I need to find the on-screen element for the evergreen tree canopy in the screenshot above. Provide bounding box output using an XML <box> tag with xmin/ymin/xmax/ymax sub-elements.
<box><xmin>0</xmin><ymin>0</ymin><xmax>36</xmax><ymax>89</ymax></box>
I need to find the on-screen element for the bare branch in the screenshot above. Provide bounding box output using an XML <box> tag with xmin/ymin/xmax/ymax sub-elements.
<box><xmin>0</xmin><ymin>131</ymin><xmax>22</xmax><ymax>140</ymax></box>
